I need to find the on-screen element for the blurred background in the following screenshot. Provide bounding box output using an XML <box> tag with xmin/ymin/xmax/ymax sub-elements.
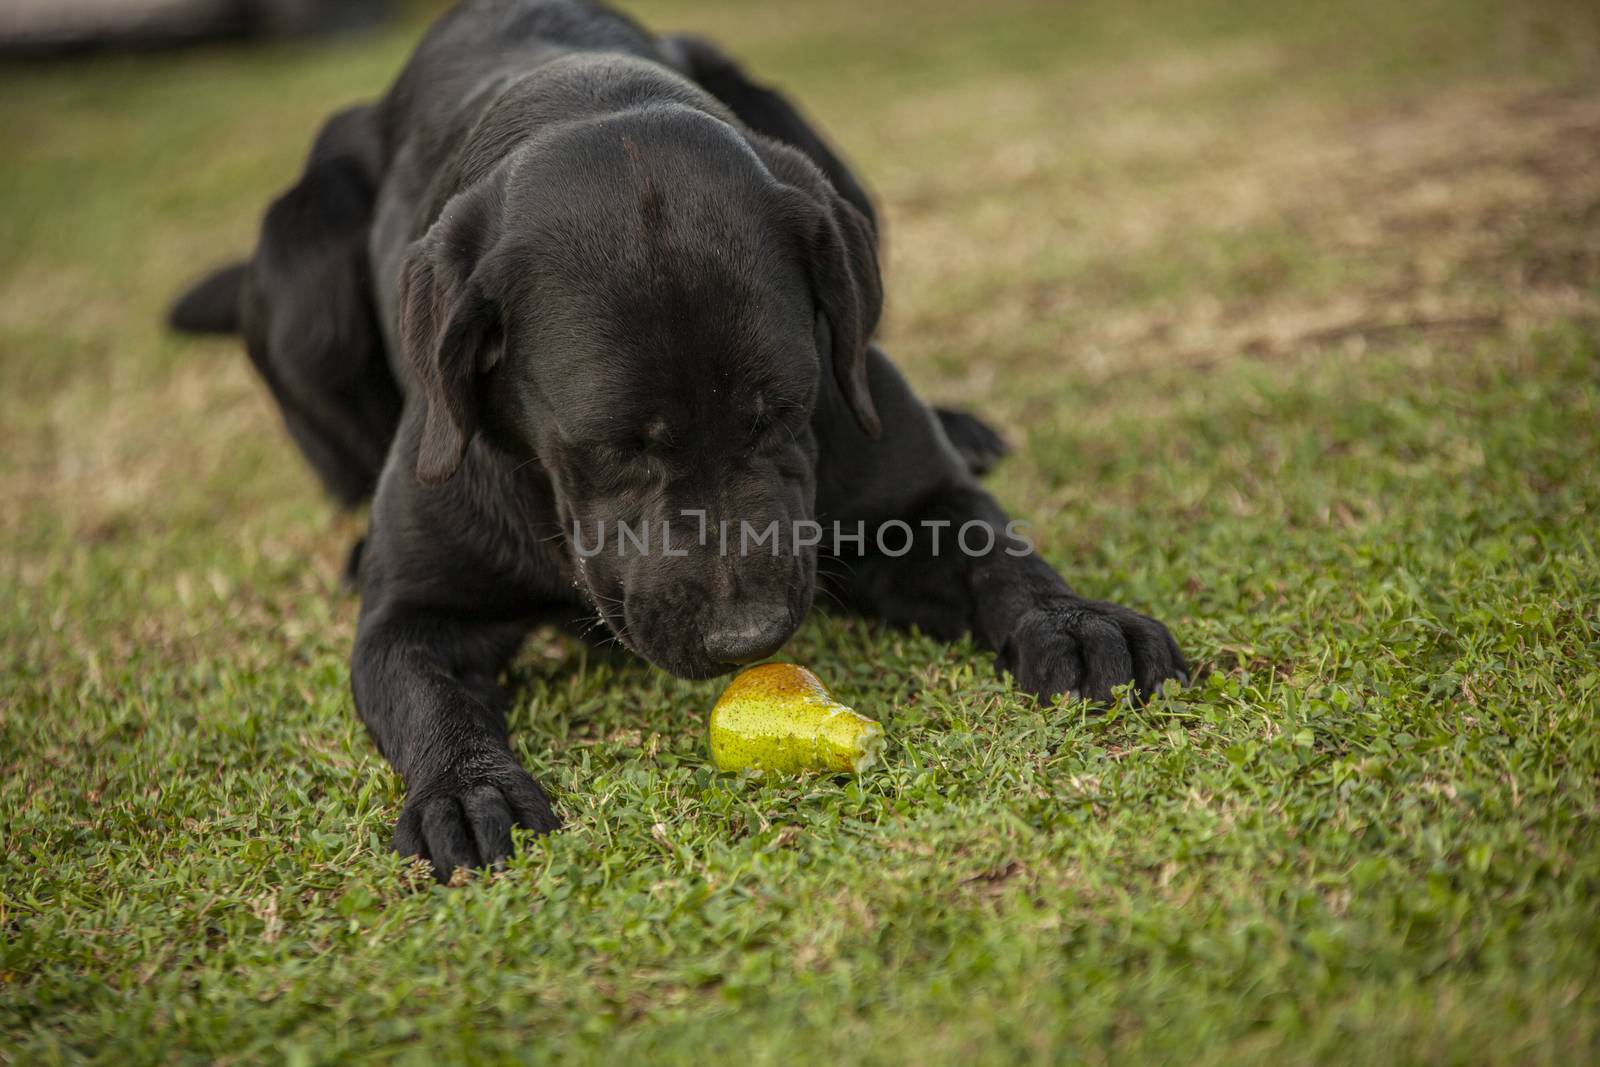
<box><xmin>0</xmin><ymin>0</ymin><xmax>392</xmax><ymax>56</ymax></box>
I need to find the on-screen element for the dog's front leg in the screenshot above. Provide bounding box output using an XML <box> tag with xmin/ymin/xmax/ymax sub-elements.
<box><xmin>819</xmin><ymin>348</ymin><xmax>1188</xmax><ymax>704</ymax></box>
<box><xmin>838</xmin><ymin>483</ymin><xmax>1187</xmax><ymax>703</ymax></box>
<box><xmin>351</xmin><ymin>609</ymin><xmax>558</xmax><ymax>881</ymax></box>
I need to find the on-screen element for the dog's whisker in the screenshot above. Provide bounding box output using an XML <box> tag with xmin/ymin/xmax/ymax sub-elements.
<box><xmin>814</xmin><ymin>583</ymin><xmax>849</xmax><ymax>612</ymax></box>
<box><xmin>818</xmin><ymin>554</ymin><xmax>859</xmax><ymax>581</ymax></box>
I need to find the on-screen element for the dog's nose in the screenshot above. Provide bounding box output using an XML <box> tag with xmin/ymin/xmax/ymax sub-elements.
<box><xmin>703</xmin><ymin>604</ymin><xmax>794</xmax><ymax>665</ymax></box>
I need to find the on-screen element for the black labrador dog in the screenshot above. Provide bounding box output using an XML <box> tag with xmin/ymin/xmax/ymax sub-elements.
<box><xmin>171</xmin><ymin>0</ymin><xmax>1187</xmax><ymax>881</ymax></box>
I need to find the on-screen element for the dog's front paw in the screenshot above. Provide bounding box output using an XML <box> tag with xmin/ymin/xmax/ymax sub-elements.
<box><xmin>394</xmin><ymin>757</ymin><xmax>560</xmax><ymax>883</ymax></box>
<box><xmin>995</xmin><ymin>596</ymin><xmax>1187</xmax><ymax>705</ymax></box>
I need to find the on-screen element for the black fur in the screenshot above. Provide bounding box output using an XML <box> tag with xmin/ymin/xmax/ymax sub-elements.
<box><xmin>167</xmin><ymin>261</ymin><xmax>246</xmax><ymax>333</ymax></box>
<box><xmin>171</xmin><ymin>0</ymin><xmax>1187</xmax><ymax>882</ymax></box>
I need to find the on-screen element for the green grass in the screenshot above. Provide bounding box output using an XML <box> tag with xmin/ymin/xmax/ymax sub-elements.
<box><xmin>4</xmin><ymin>0</ymin><xmax>1600</xmax><ymax>1062</ymax></box>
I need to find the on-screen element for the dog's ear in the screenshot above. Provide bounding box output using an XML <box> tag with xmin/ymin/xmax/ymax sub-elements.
<box><xmin>766</xmin><ymin>146</ymin><xmax>884</xmax><ymax>438</ymax></box>
<box><xmin>398</xmin><ymin>177</ymin><xmax>511</xmax><ymax>486</ymax></box>
<box><xmin>808</xmin><ymin>188</ymin><xmax>882</xmax><ymax>438</ymax></box>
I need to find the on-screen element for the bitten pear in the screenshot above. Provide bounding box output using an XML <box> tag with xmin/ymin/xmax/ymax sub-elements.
<box><xmin>709</xmin><ymin>664</ymin><xmax>885</xmax><ymax>775</ymax></box>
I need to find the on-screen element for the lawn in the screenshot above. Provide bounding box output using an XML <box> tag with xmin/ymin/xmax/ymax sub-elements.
<box><xmin>4</xmin><ymin>0</ymin><xmax>1600</xmax><ymax>1062</ymax></box>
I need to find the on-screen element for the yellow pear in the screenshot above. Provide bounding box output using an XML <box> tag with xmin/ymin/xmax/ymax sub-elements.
<box><xmin>709</xmin><ymin>664</ymin><xmax>885</xmax><ymax>775</ymax></box>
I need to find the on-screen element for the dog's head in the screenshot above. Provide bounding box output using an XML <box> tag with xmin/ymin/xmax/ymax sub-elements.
<box><xmin>396</xmin><ymin>106</ymin><xmax>881</xmax><ymax>678</ymax></box>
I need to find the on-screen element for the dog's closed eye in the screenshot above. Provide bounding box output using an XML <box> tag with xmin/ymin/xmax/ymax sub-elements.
<box><xmin>588</xmin><ymin>417</ymin><xmax>670</xmax><ymax>463</ymax></box>
<box><xmin>749</xmin><ymin>395</ymin><xmax>808</xmax><ymax>448</ymax></box>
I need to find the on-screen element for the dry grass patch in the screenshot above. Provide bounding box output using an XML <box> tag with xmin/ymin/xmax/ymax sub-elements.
<box><xmin>886</xmin><ymin>83</ymin><xmax>1600</xmax><ymax>408</ymax></box>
